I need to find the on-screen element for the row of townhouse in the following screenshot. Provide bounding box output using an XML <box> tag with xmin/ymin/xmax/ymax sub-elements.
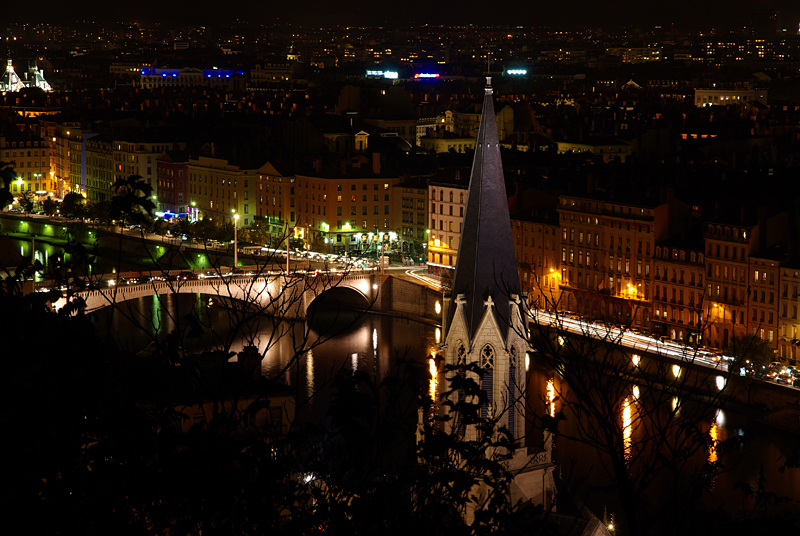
<box><xmin>426</xmin><ymin>180</ymin><xmax>800</xmax><ymax>359</ymax></box>
<box><xmin>518</xmin><ymin>196</ymin><xmax>800</xmax><ymax>359</ymax></box>
<box><xmin>186</xmin><ymin>153</ymin><xmax>429</xmax><ymax>255</ymax></box>
<box><xmin>5</xmin><ymin>117</ymin><xmax>430</xmax><ymax>256</ymax></box>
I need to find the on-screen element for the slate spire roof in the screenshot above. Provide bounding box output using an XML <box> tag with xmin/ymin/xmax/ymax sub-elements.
<box><xmin>445</xmin><ymin>77</ymin><xmax>521</xmax><ymax>344</ymax></box>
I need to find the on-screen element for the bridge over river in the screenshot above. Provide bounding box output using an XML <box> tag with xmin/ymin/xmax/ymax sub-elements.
<box><xmin>53</xmin><ymin>269</ymin><xmax>443</xmax><ymax>322</ymax></box>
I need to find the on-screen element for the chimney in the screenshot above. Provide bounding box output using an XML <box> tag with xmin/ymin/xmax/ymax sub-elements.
<box><xmin>314</xmin><ymin>158</ymin><xmax>322</xmax><ymax>173</ymax></box>
<box><xmin>340</xmin><ymin>159</ymin><xmax>347</xmax><ymax>175</ymax></box>
<box><xmin>372</xmin><ymin>152</ymin><xmax>381</xmax><ymax>175</ymax></box>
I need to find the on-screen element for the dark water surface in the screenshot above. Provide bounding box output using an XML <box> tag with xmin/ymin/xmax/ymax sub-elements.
<box><xmin>92</xmin><ymin>293</ymin><xmax>799</xmax><ymax>523</ymax></box>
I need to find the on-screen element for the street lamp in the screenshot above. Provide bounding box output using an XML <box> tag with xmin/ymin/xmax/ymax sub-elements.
<box><xmin>321</xmin><ymin>221</ymin><xmax>330</xmax><ymax>253</ymax></box>
<box><xmin>343</xmin><ymin>222</ymin><xmax>352</xmax><ymax>262</ymax></box>
<box><xmin>233</xmin><ymin>212</ymin><xmax>240</xmax><ymax>268</ymax></box>
<box><xmin>306</xmin><ymin>223</ymin><xmax>311</xmax><ymax>269</ymax></box>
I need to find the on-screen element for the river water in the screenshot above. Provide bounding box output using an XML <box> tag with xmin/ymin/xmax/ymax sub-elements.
<box><xmin>90</xmin><ymin>293</ymin><xmax>800</xmax><ymax>526</ymax></box>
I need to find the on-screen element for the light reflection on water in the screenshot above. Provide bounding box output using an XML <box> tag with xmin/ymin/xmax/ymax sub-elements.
<box><xmin>305</xmin><ymin>349</ymin><xmax>315</xmax><ymax>400</ymax></box>
<box><xmin>93</xmin><ymin>293</ymin><xmax>439</xmax><ymax>415</ymax></box>
<box><xmin>545</xmin><ymin>371</ymin><xmax>800</xmax><ymax>524</ymax></box>
<box><xmin>428</xmin><ymin>357</ymin><xmax>437</xmax><ymax>403</ymax></box>
<box><xmin>622</xmin><ymin>396</ymin><xmax>632</xmax><ymax>463</ymax></box>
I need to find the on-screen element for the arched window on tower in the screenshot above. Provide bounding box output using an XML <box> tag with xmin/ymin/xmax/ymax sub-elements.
<box><xmin>480</xmin><ymin>344</ymin><xmax>494</xmax><ymax>421</ymax></box>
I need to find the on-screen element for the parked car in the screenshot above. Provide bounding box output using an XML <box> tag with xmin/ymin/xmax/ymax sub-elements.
<box><xmin>776</xmin><ymin>371</ymin><xmax>795</xmax><ymax>385</ymax></box>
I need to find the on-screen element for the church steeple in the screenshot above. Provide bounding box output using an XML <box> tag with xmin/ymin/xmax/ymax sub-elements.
<box><xmin>441</xmin><ymin>77</ymin><xmax>527</xmax><ymax>445</ymax></box>
<box><xmin>444</xmin><ymin>76</ymin><xmax>521</xmax><ymax>345</ymax></box>
<box><xmin>435</xmin><ymin>79</ymin><xmax>555</xmax><ymax>522</ymax></box>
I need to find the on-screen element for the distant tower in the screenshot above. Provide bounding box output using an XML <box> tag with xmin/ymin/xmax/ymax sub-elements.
<box><xmin>441</xmin><ymin>76</ymin><xmax>527</xmax><ymax>444</ymax></box>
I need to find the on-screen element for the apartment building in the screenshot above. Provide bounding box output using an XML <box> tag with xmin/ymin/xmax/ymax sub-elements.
<box><xmin>187</xmin><ymin>156</ymin><xmax>262</xmax><ymax>225</ymax></box>
<box><xmin>156</xmin><ymin>151</ymin><xmax>189</xmax><ymax>215</ymax></box>
<box><xmin>427</xmin><ymin>172</ymin><xmax>468</xmax><ymax>280</ymax></box>
<box><xmin>512</xmin><ymin>210</ymin><xmax>561</xmax><ymax>310</ymax></box>
<box><xmin>114</xmin><ymin>137</ymin><xmax>186</xmax><ymax>211</ymax></box>
<box><xmin>85</xmin><ymin>135</ymin><xmax>114</xmax><ymax>203</ymax></box>
<box><xmin>58</xmin><ymin>123</ymin><xmax>88</xmax><ymax>196</ymax></box>
<box><xmin>651</xmin><ymin>239</ymin><xmax>705</xmax><ymax>345</ymax></box>
<box><xmin>556</xmin><ymin>195</ymin><xmax>657</xmax><ymax>329</ymax></box>
<box><xmin>0</xmin><ymin>132</ymin><xmax>53</xmax><ymax>197</ymax></box>
<box><xmin>702</xmin><ymin>221</ymin><xmax>754</xmax><ymax>349</ymax></box>
<box><xmin>295</xmin><ymin>156</ymin><xmax>403</xmax><ymax>255</ymax></box>
<box><xmin>392</xmin><ymin>175</ymin><xmax>428</xmax><ymax>256</ymax></box>
<box><xmin>254</xmin><ymin>162</ymin><xmax>293</xmax><ymax>247</ymax></box>
<box><xmin>778</xmin><ymin>266</ymin><xmax>800</xmax><ymax>360</ymax></box>
<box><xmin>747</xmin><ymin>247</ymin><xmax>784</xmax><ymax>351</ymax></box>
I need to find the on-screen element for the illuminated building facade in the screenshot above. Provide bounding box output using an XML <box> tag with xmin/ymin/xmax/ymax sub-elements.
<box><xmin>554</xmin><ymin>194</ymin><xmax>685</xmax><ymax>332</ymax></box>
<box><xmin>419</xmin><ymin>130</ymin><xmax>475</xmax><ymax>154</ymax></box>
<box><xmin>694</xmin><ymin>88</ymin><xmax>768</xmax><ymax>107</ymax></box>
<box><xmin>187</xmin><ymin>156</ymin><xmax>262</xmax><ymax>225</ymax></box>
<box><xmin>0</xmin><ymin>59</ymin><xmax>52</xmax><ymax>93</ymax></box>
<box><xmin>255</xmin><ymin>163</ymin><xmax>293</xmax><ymax>247</ymax></box>
<box><xmin>778</xmin><ymin>267</ymin><xmax>800</xmax><ymax>360</ymax></box>
<box><xmin>702</xmin><ymin>222</ymin><xmax>754</xmax><ymax>349</ymax></box>
<box><xmin>651</xmin><ymin>241</ymin><xmax>705</xmax><ymax>345</ymax></box>
<box><xmin>392</xmin><ymin>176</ymin><xmax>428</xmax><ymax>256</ymax></box>
<box><xmin>85</xmin><ymin>135</ymin><xmax>114</xmax><ymax>202</ymax></box>
<box><xmin>295</xmin><ymin>157</ymin><xmax>403</xmax><ymax>255</ymax></box>
<box><xmin>747</xmin><ymin>250</ymin><xmax>784</xmax><ymax>352</ymax></box>
<box><xmin>156</xmin><ymin>151</ymin><xmax>189</xmax><ymax>215</ymax></box>
<box><xmin>250</xmin><ymin>63</ymin><xmax>295</xmax><ymax>83</ymax></box>
<box><xmin>0</xmin><ymin>133</ymin><xmax>53</xmax><ymax>197</ymax></box>
<box><xmin>511</xmin><ymin>211</ymin><xmax>561</xmax><ymax>311</ymax></box>
<box><xmin>555</xmin><ymin>139</ymin><xmax>632</xmax><ymax>163</ymax></box>
<box><xmin>114</xmin><ymin>138</ymin><xmax>187</xmax><ymax>211</ymax></box>
<box><xmin>139</xmin><ymin>67</ymin><xmax>245</xmax><ymax>90</ymax></box>
<box><xmin>427</xmin><ymin>173</ymin><xmax>467</xmax><ymax>280</ymax></box>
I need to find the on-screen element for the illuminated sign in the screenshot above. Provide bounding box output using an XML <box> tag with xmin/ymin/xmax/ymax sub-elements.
<box><xmin>366</xmin><ymin>70</ymin><xmax>399</xmax><ymax>79</ymax></box>
<box><xmin>507</xmin><ymin>69</ymin><xmax>528</xmax><ymax>75</ymax></box>
<box><xmin>414</xmin><ymin>73</ymin><xmax>440</xmax><ymax>79</ymax></box>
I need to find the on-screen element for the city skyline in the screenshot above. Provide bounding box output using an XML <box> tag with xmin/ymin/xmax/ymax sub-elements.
<box><xmin>4</xmin><ymin>0</ymin><xmax>800</xmax><ymax>30</ymax></box>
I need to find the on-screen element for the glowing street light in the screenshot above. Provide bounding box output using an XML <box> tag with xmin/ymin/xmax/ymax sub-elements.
<box><xmin>233</xmin><ymin>212</ymin><xmax>240</xmax><ymax>267</ymax></box>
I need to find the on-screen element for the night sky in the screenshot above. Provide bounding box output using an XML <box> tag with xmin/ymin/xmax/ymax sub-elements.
<box><xmin>5</xmin><ymin>0</ymin><xmax>800</xmax><ymax>29</ymax></box>
<box><xmin>0</xmin><ymin>0</ymin><xmax>800</xmax><ymax>29</ymax></box>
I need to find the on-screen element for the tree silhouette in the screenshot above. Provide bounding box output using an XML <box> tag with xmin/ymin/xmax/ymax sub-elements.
<box><xmin>61</xmin><ymin>192</ymin><xmax>85</xmax><ymax>217</ymax></box>
<box><xmin>520</xmin><ymin>278</ymin><xmax>800</xmax><ymax>536</ymax></box>
<box><xmin>109</xmin><ymin>174</ymin><xmax>155</xmax><ymax>227</ymax></box>
<box><xmin>17</xmin><ymin>190</ymin><xmax>35</xmax><ymax>213</ymax></box>
<box><xmin>42</xmin><ymin>197</ymin><xmax>58</xmax><ymax>215</ymax></box>
<box><xmin>0</xmin><ymin>160</ymin><xmax>16</xmax><ymax>210</ymax></box>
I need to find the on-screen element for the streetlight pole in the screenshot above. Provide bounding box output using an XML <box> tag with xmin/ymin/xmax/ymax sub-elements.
<box><xmin>233</xmin><ymin>213</ymin><xmax>240</xmax><ymax>268</ymax></box>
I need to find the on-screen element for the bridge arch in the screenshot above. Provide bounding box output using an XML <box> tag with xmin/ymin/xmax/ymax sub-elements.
<box><xmin>306</xmin><ymin>285</ymin><xmax>373</xmax><ymax>314</ymax></box>
<box><xmin>61</xmin><ymin>272</ymin><xmax>385</xmax><ymax>319</ymax></box>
